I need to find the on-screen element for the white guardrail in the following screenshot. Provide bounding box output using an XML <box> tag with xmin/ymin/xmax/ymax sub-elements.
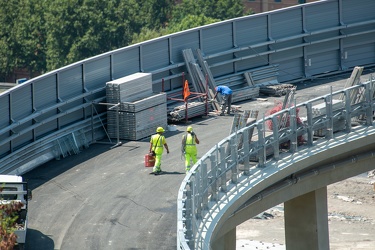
<box><xmin>177</xmin><ymin>78</ymin><xmax>375</xmax><ymax>249</ymax></box>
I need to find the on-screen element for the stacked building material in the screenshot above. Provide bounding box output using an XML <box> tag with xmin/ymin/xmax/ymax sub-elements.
<box><xmin>259</xmin><ymin>84</ymin><xmax>296</xmax><ymax>96</ymax></box>
<box><xmin>232</xmin><ymin>86</ymin><xmax>260</xmax><ymax>103</ymax></box>
<box><xmin>106</xmin><ymin>73</ymin><xmax>153</xmax><ymax>103</ymax></box>
<box><xmin>168</xmin><ymin>101</ymin><xmax>206</xmax><ymax>122</ymax></box>
<box><xmin>107</xmin><ymin>102</ymin><xmax>167</xmax><ymax>140</ymax></box>
<box><xmin>106</xmin><ymin>73</ymin><xmax>167</xmax><ymax>140</ymax></box>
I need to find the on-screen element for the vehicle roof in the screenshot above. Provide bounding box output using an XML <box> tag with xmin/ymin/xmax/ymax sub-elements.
<box><xmin>0</xmin><ymin>174</ymin><xmax>23</xmax><ymax>183</ymax></box>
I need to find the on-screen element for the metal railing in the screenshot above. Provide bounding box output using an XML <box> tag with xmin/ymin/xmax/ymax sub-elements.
<box><xmin>177</xmin><ymin>77</ymin><xmax>375</xmax><ymax>249</ymax></box>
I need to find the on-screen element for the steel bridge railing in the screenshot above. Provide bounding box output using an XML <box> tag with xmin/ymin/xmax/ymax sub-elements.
<box><xmin>177</xmin><ymin>78</ymin><xmax>375</xmax><ymax>249</ymax></box>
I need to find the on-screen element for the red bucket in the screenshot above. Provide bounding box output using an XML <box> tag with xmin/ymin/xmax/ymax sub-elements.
<box><xmin>144</xmin><ymin>153</ymin><xmax>155</xmax><ymax>167</ymax></box>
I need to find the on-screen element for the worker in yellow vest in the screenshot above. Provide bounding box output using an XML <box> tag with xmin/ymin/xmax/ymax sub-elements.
<box><xmin>182</xmin><ymin>126</ymin><xmax>199</xmax><ymax>173</ymax></box>
<box><xmin>149</xmin><ymin>127</ymin><xmax>169</xmax><ymax>174</ymax></box>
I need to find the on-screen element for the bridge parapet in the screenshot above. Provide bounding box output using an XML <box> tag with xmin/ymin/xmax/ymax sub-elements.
<box><xmin>177</xmin><ymin>79</ymin><xmax>375</xmax><ymax>249</ymax></box>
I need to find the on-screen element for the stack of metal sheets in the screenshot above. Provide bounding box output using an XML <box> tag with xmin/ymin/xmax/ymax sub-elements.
<box><xmin>107</xmin><ymin>102</ymin><xmax>167</xmax><ymax>141</ymax></box>
<box><xmin>106</xmin><ymin>73</ymin><xmax>153</xmax><ymax>103</ymax></box>
<box><xmin>168</xmin><ymin>101</ymin><xmax>206</xmax><ymax>122</ymax></box>
<box><xmin>232</xmin><ymin>86</ymin><xmax>260</xmax><ymax>103</ymax></box>
<box><xmin>105</xmin><ymin>73</ymin><xmax>167</xmax><ymax>140</ymax></box>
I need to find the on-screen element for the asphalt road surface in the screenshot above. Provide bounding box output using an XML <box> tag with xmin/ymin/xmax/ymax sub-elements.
<box><xmin>23</xmin><ymin>68</ymin><xmax>375</xmax><ymax>249</ymax></box>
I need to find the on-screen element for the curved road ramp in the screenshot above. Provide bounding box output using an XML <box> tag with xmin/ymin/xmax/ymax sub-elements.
<box><xmin>177</xmin><ymin>79</ymin><xmax>375</xmax><ymax>250</ymax></box>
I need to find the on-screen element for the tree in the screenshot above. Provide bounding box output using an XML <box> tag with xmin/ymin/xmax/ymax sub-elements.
<box><xmin>170</xmin><ymin>0</ymin><xmax>246</xmax><ymax>25</ymax></box>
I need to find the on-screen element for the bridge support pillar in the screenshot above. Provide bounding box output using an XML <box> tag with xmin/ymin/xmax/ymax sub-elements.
<box><xmin>284</xmin><ymin>187</ymin><xmax>329</xmax><ymax>250</ymax></box>
<box><xmin>211</xmin><ymin>227</ymin><xmax>236</xmax><ymax>250</ymax></box>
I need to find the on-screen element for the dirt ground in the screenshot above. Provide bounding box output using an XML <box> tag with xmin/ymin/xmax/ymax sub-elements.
<box><xmin>236</xmin><ymin>172</ymin><xmax>375</xmax><ymax>249</ymax></box>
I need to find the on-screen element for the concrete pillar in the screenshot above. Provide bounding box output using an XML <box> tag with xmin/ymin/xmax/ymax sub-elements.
<box><xmin>284</xmin><ymin>187</ymin><xmax>329</xmax><ymax>250</ymax></box>
<box><xmin>211</xmin><ymin>227</ymin><xmax>236</xmax><ymax>250</ymax></box>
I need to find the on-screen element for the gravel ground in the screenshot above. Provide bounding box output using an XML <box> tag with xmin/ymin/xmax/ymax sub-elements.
<box><xmin>236</xmin><ymin>174</ymin><xmax>375</xmax><ymax>250</ymax></box>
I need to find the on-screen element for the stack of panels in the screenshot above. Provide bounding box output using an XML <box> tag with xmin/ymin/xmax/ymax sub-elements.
<box><xmin>107</xmin><ymin>103</ymin><xmax>167</xmax><ymax>141</ymax></box>
<box><xmin>106</xmin><ymin>73</ymin><xmax>153</xmax><ymax>103</ymax></box>
<box><xmin>168</xmin><ymin>101</ymin><xmax>207</xmax><ymax>121</ymax></box>
<box><xmin>119</xmin><ymin>93</ymin><xmax>166</xmax><ymax>112</ymax></box>
<box><xmin>232</xmin><ymin>86</ymin><xmax>260</xmax><ymax>103</ymax></box>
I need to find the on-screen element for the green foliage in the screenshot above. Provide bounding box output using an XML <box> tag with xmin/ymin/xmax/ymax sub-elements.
<box><xmin>0</xmin><ymin>0</ymin><xmax>250</xmax><ymax>79</ymax></box>
<box><xmin>170</xmin><ymin>0</ymin><xmax>245</xmax><ymax>25</ymax></box>
<box><xmin>0</xmin><ymin>189</ymin><xmax>23</xmax><ymax>249</ymax></box>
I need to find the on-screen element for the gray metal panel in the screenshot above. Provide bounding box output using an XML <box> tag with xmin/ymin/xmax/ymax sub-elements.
<box><xmin>171</xmin><ymin>32</ymin><xmax>200</xmax><ymax>63</ymax></box>
<box><xmin>235</xmin><ymin>45</ymin><xmax>270</xmax><ymax>71</ymax></box>
<box><xmin>344</xmin><ymin>44</ymin><xmax>375</xmax><ymax>68</ymax></box>
<box><xmin>307</xmin><ymin>50</ymin><xmax>340</xmax><ymax>76</ymax></box>
<box><xmin>12</xmin><ymin>122</ymin><xmax>33</xmax><ymax>150</ymax></box>
<box><xmin>0</xmin><ymin>94</ymin><xmax>9</xmax><ymax>128</ymax></box>
<box><xmin>271</xmin><ymin>47</ymin><xmax>304</xmax><ymax>82</ymax></box>
<box><xmin>210</xmin><ymin>54</ymin><xmax>235</xmax><ymax>77</ymax></box>
<box><xmin>112</xmin><ymin>47</ymin><xmax>140</xmax><ymax>79</ymax></box>
<box><xmin>345</xmin><ymin>24</ymin><xmax>375</xmax><ymax>36</ymax></box>
<box><xmin>270</xmin><ymin>8</ymin><xmax>302</xmax><ymax>39</ymax></box>
<box><xmin>59</xmin><ymin>100</ymin><xmax>84</xmax><ymax>128</ymax></box>
<box><xmin>306</xmin><ymin>40</ymin><xmax>340</xmax><ymax>55</ymax></box>
<box><xmin>201</xmin><ymin>23</ymin><xmax>233</xmax><ymax>54</ymax></box>
<box><xmin>35</xmin><ymin>111</ymin><xmax>58</xmax><ymax>138</ymax></box>
<box><xmin>0</xmin><ymin>93</ymin><xmax>10</xmax><ymax>157</ymax></box>
<box><xmin>272</xmin><ymin>38</ymin><xmax>304</xmax><ymax>50</ymax></box>
<box><xmin>34</xmin><ymin>75</ymin><xmax>57</xmax><ymax>109</ymax></box>
<box><xmin>0</xmin><ymin>138</ymin><xmax>10</xmax><ymax>157</ymax></box>
<box><xmin>305</xmin><ymin>1</ymin><xmax>338</xmax><ymax>31</ymax></box>
<box><xmin>235</xmin><ymin>16</ymin><xmax>268</xmax><ymax>46</ymax></box>
<box><xmin>142</xmin><ymin>39</ymin><xmax>170</xmax><ymax>71</ymax></box>
<box><xmin>271</xmin><ymin>47</ymin><xmax>304</xmax><ymax>63</ymax></box>
<box><xmin>59</xmin><ymin>67</ymin><xmax>82</xmax><ymax>100</ymax></box>
<box><xmin>308</xmin><ymin>31</ymin><xmax>340</xmax><ymax>43</ymax></box>
<box><xmin>11</xmin><ymin>84</ymin><xmax>33</xmax><ymax>121</ymax></box>
<box><xmin>342</xmin><ymin>0</ymin><xmax>375</xmax><ymax>24</ymax></box>
<box><xmin>277</xmin><ymin>58</ymin><xmax>304</xmax><ymax>82</ymax></box>
<box><xmin>85</xmin><ymin>56</ymin><xmax>111</xmax><ymax>90</ymax></box>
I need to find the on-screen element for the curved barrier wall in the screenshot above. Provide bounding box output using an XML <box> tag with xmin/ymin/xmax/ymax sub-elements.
<box><xmin>177</xmin><ymin>79</ymin><xmax>375</xmax><ymax>249</ymax></box>
<box><xmin>0</xmin><ymin>0</ymin><xmax>375</xmax><ymax>174</ymax></box>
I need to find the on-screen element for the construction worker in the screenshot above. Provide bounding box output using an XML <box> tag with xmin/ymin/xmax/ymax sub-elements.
<box><xmin>149</xmin><ymin>127</ymin><xmax>169</xmax><ymax>174</ymax></box>
<box><xmin>182</xmin><ymin>126</ymin><xmax>199</xmax><ymax>173</ymax></box>
<box><xmin>213</xmin><ymin>85</ymin><xmax>233</xmax><ymax>116</ymax></box>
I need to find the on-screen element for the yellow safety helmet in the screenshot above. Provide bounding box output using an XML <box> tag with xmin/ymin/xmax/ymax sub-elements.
<box><xmin>187</xmin><ymin>126</ymin><xmax>193</xmax><ymax>132</ymax></box>
<box><xmin>156</xmin><ymin>127</ymin><xmax>165</xmax><ymax>133</ymax></box>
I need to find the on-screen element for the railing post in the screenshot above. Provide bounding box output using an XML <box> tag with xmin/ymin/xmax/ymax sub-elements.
<box><xmin>271</xmin><ymin>116</ymin><xmax>280</xmax><ymax>160</ymax></box>
<box><xmin>201</xmin><ymin>162</ymin><xmax>208</xmax><ymax>210</ymax></box>
<box><xmin>365</xmin><ymin>83</ymin><xmax>373</xmax><ymax>126</ymax></box>
<box><xmin>325</xmin><ymin>92</ymin><xmax>334</xmax><ymax>139</ymax></box>
<box><xmin>344</xmin><ymin>89</ymin><xmax>352</xmax><ymax>133</ymax></box>
<box><xmin>290</xmin><ymin>105</ymin><xmax>297</xmax><ymax>153</ymax></box>
<box><xmin>219</xmin><ymin>146</ymin><xmax>227</xmax><ymax>192</ymax></box>
<box><xmin>257</xmin><ymin>121</ymin><xmax>266</xmax><ymax>168</ymax></box>
<box><xmin>193</xmin><ymin>172</ymin><xmax>202</xmax><ymax>220</ymax></box>
<box><xmin>209</xmin><ymin>154</ymin><xmax>218</xmax><ymax>201</ymax></box>
<box><xmin>306</xmin><ymin>103</ymin><xmax>314</xmax><ymax>146</ymax></box>
<box><xmin>230</xmin><ymin>136</ymin><xmax>238</xmax><ymax>184</ymax></box>
<box><xmin>184</xmin><ymin>188</ymin><xmax>194</xmax><ymax>249</ymax></box>
<box><xmin>242</xmin><ymin>128</ymin><xmax>250</xmax><ymax>175</ymax></box>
